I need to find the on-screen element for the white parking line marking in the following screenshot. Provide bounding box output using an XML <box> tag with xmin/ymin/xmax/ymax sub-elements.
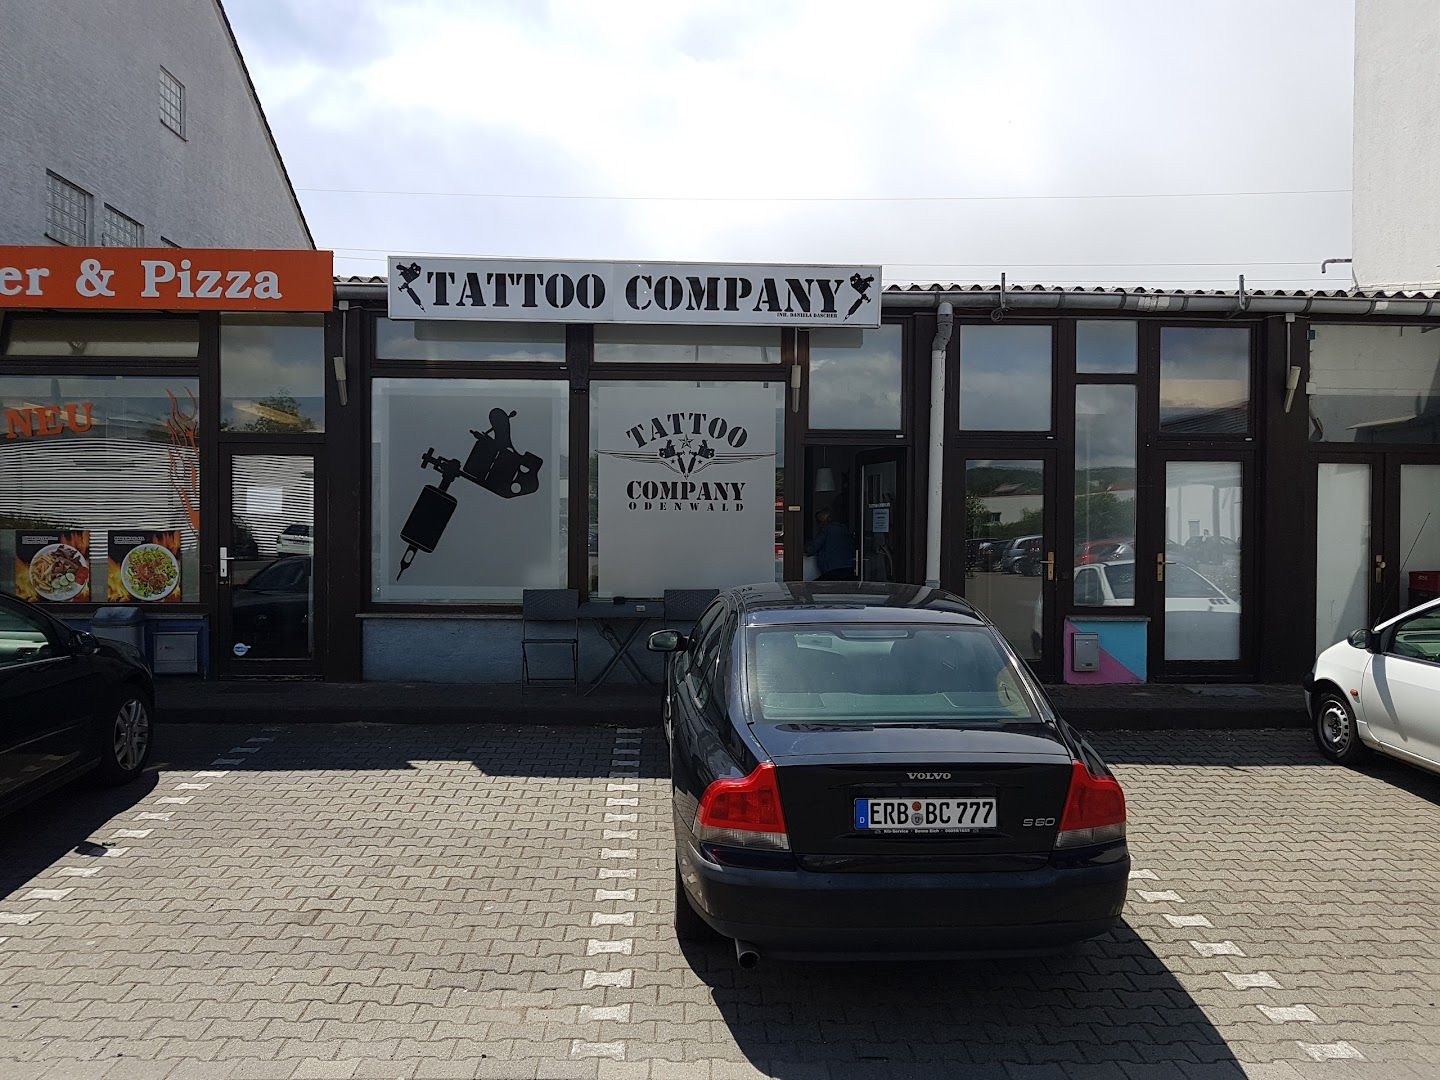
<box><xmin>56</xmin><ymin>868</ymin><xmax>100</xmax><ymax>878</ymax></box>
<box><xmin>1129</xmin><ymin>869</ymin><xmax>1159</xmax><ymax>880</ymax></box>
<box><xmin>136</xmin><ymin>812</ymin><xmax>172</xmax><ymax>821</ymax></box>
<box><xmin>99</xmin><ymin>847</ymin><xmax>129</xmax><ymax>857</ymax></box>
<box><xmin>175</xmin><ymin>783</ymin><xmax>210</xmax><ymax>791</ymax></box>
<box><xmin>595</xmin><ymin>889</ymin><xmax>635</xmax><ymax>902</ymax></box>
<box><xmin>598</xmin><ymin>868</ymin><xmax>636</xmax><ymax>879</ymax></box>
<box><xmin>1298</xmin><ymin>1041</ymin><xmax>1363</xmax><ymax>1061</ymax></box>
<box><xmin>1257</xmin><ymin>1005</ymin><xmax>1319</xmax><ymax>1023</ymax></box>
<box><xmin>21</xmin><ymin>889</ymin><xmax>71</xmax><ymax>901</ymax></box>
<box><xmin>1163</xmin><ymin>914</ymin><xmax>1212</xmax><ymax>928</ymax></box>
<box><xmin>246</xmin><ymin>737</ymin><xmax>274</xmax><ymax>743</ymax></box>
<box><xmin>605</xmin><ymin>813</ymin><xmax>637</xmax><ymax>822</ymax></box>
<box><xmin>228</xmin><ymin>747</ymin><xmax>260</xmax><ymax>754</ymax></box>
<box><xmin>1191</xmin><ymin>941</ymin><xmax>1244</xmax><ymax>957</ymax></box>
<box><xmin>193</xmin><ymin>771</ymin><xmax>229</xmax><ymax>778</ymax></box>
<box><xmin>1137</xmin><ymin>890</ymin><xmax>1184</xmax><ymax>903</ymax></box>
<box><xmin>604</xmin><ymin>830</ymin><xmax>637</xmax><ymax>840</ymax></box>
<box><xmin>586</xmin><ymin>939</ymin><xmax>633</xmax><ymax>955</ymax></box>
<box><xmin>212</xmin><ymin>759</ymin><xmax>242</xmax><ymax>766</ymax></box>
<box><xmin>606</xmin><ymin>798</ymin><xmax>638</xmax><ymax>806</ymax></box>
<box><xmin>1225</xmin><ymin>972</ymin><xmax>1280</xmax><ymax>989</ymax></box>
<box><xmin>580</xmin><ymin>1005</ymin><xmax>631</xmax><ymax>1022</ymax></box>
<box><xmin>581</xmin><ymin>971</ymin><xmax>633</xmax><ymax>989</ymax></box>
<box><xmin>612</xmin><ymin>747</ymin><xmax>640</xmax><ymax>756</ymax></box>
<box><xmin>158</xmin><ymin>797</ymin><xmax>192</xmax><ymax>804</ymax></box>
<box><xmin>570</xmin><ymin>1040</ymin><xmax>626</xmax><ymax>1060</ymax></box>
<box><xmin>592</xmin><ymin>912</ymin><xmax>635</xmax><ymax>927</ymax></box>
<box><xmin>112</xmin><ymin>829</ymin><xmax>152</xmax><ymax>839</ymax></box>
<box><xmin>0</xmin><ymin>914</ymin><xmax>40</xmax><ymax>925</ymax></box>
<box><xmin>607</xmin><ymin>783</ymin><xmax>638</xmax><ymax>791</ymax></box>
<box><xmin>602</xmin><ymin>849</ymin><xmax>636</xmax><ymax>859</ymax></box>
<box><xmin>0</xmin><ymin>938</ymin><xmax>7</xmax><ymax>945</ymax></box>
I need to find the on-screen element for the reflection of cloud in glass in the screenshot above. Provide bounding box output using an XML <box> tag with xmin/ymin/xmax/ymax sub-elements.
<box><xmin>595</xmin><ymin>325</ymin><xmax>779</xmax><ymax>364</ymax></box>
<box><xmin>221</xmin><ymin>317</ymin><xmax>326</xmax><ymax>431</ymax></box>
<box><xmin>1076</xmin><ymin>321</ymin><xmax>1137</xmax><ymax>374</ymax></box>
<box><xmin>1160</xmin><ymin>328</ymin><xmax>1249</xmax><ymax>413</ymax></box>
<box><xmin>377</xmin><ymin>318</ymin><xmax>567</xmax><ymax>362</ymax></box>
<box><xmin>809</xmin><ymin>325</ymin><xmax>902</xmax><ymax>429</ymax></box>
<box><xmin>959</xmin><ymin>326</ymin><xmax>1051</xmax><ymax>431</ymax></box>
<box><xmin>1075</xmin><ymin>385</ymin><xmax>1136</xmax><ymax>469</ymax></box>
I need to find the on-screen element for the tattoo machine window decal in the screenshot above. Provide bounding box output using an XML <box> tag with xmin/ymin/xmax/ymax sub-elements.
<box><xmin>395</xmin><ymin>407</ymin><xmax>544</xmax><ymax>578</ymax></box>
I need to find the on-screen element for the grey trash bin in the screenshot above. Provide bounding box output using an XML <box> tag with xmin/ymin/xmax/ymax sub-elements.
<box><xmin>91</xmin><ymin>606</ymin><xmax>145</xmax><ymax>656</ymax></box>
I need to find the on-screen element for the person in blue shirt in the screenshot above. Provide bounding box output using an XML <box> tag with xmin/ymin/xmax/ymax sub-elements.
<box><xmin>806</xmin><ymin>508</ymin><xmax>857</xmax><ymax>581</ymax></box>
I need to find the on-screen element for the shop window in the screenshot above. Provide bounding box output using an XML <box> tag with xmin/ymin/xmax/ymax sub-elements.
<box><xmin>589</xmin><ymin>380</ymin><xmax>785</xmax><ymax>597</ymax></box>
<box><xmin>958</xmin><ymin>325</ymin><xmax>1052</xmax><ymax>431</ymax></box>
<box><xmin>1308</xmin><ymin>324</ymin><xmax>1440</xmax><ymax>443</ymax></box>
<box><xmin>1074</xmin><ymin>385</ymin><xmax>1137</xmax><ymax>605</ymax></box>
<box><xmin>807</xmin><ymin>325</ymin><xmax>903</xmax><ymax>430</ymax></box>
<box><xmin>593</xmin><ymin>325</ymin><xmax>780</xmax><ymax>364</ymax></box>
<box><xmin>220</xmin><ymin>315</ymin><xmax>325</xmax><ymax>433</ymax></box>
<box><xmin>371</xmin><ymin>378</ymin><xmax>568</xmax><ymax>603</ymax></box>
<box><xmin>375</xmin><ymin>319</ymin><xmax>565</xmax><ymax>362</ymax></box>
<box><xmin>1076</xmin><ymin>321</ymin><xmax>1137</xmax><ymax>374</ymax></box>
<box><xmin>0</xmin><ymin>375</ymin><xmax>200</xmax><ymax>605</ymax></box>
<box><xmin>3</xmin><ymin>317</ymin><xmax>199</xmax><ymax>358</ymax></box>
<box><xmin>1159</xmin><ymin>327</ymin><xmax>1250</xmax><ymax>435</ymax></box>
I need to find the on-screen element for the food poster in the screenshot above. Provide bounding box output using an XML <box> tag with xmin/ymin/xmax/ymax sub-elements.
<box><xmin>14</xmin><ymin>531</ymin><xmax>91</xmax><ymax>603</ymax></box>
<box><xmin>107</xmin><ymin>531</ymin><xmax>183</xmax><ymax>603</ymax></box>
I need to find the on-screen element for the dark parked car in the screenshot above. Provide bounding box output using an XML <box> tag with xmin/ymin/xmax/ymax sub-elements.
<box><xmin>649</xmin><ymin>582</ymin><xmax>1128</xmax><ymax>965</ymax></box>
<box><xmin>0</xmin><ymin>592</ymin><xmax>155</xmax><ymax>814</ymax></box>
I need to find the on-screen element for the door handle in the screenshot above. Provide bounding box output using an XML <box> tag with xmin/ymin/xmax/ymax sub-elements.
<box><xmin>1044</xmin><ymin>551</ymin><xmax>1056</xmax><ymax>581</ymax></box>
<box><xmin>1374</xmin><ymin>553</ymin><xmax>1387</xmax><ymax>585</ymax></box>
<box><xmin>219</xmin><ymin>545</ymin><xmax>231</xmax><ymax>583</ymax></box>
<box><xmin>1156</xmin><ymin>552</ymin><xmax>1166</xmax><ymax>583</ymax></box>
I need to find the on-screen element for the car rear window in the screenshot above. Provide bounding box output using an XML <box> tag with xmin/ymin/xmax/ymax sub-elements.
<box><xmin>748</xmin><ymin>625</ymin><xmax>1039</xmax><ymax>725</ymax></box>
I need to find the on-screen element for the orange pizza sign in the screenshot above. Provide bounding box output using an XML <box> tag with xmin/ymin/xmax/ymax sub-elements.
<box><xmin>0</xmin><ymin>247</ymin><xmax>333</xmax><ymax>311</ymax></box>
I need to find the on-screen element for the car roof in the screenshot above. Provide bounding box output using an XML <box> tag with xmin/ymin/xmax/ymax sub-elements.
<box><xmin>723</xmin><ymin>582</ymin><xmax>987</xmax><ymax>627</ymax></box>
<box><xmin>1376</xmin><ymin>594</ymin><xmax>1440</xmax><ymax>632</ymax></box>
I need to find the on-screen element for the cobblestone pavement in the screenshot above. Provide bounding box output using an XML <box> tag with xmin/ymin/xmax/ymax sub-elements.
<box><xmin>0</xmin><ymin>723</ymin><xmax>1438</xmax><ymax>1079</ymax></box>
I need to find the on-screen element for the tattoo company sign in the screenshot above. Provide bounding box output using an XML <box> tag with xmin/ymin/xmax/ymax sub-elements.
<box><xmin>0</xmin><ymin>247</ymin><xmax>333</xmax><ymax>311</ymax></box>
<box><xmin>597</xmin><ymin>385</ymin><xmax>778</xmax><ymax>595</ymax></box>
<box><xmin>387</xmin><ymin>257</ymin><xmax>882</xmax><ymax>328</ymax></box>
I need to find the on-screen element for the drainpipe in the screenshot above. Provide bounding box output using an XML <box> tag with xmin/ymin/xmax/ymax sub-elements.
<box><xmin>925</xmin><ymin>302</ymin><xmax>954</xmax><ymax>586</ymax></box>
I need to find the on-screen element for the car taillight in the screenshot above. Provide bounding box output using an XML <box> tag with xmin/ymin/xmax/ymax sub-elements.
<box><xmin>1054</xmin><ymin>760</ymin><xmax>1126</xmax><ymax>849</ymax></box>
<box><xmin>694</xmin><ymin>762</ymin><xmax>789</xmax><ymax>851</ymax></box>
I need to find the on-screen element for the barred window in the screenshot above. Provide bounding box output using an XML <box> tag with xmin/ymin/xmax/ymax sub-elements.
<box><xmin>45</xmin><ymin>172</ymin><xmax>91</xmax><ymax>246</ymax></box>
<box><xmin>160</xmin><ymin>67</ymin><xmax>185</xmax><ymax>136</ymax></box>
<box><xmin>101</xmin><ymin>205</ymin><xmax>143</xmax><ymax>247</ymax></box>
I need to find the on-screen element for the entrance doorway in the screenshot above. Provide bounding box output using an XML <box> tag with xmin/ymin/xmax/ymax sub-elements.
<box><xmin>801</xmin><ymin>445</ymin><xmax>908</xmax><ymax>583</ymax></box>
<box><xmin>1316</xmin><ymin>454</ymin><xmax>1440</xmax><ymax>653</ymax></box>
<box><xmin>215</xmin><ymin>449</ymin><xmax>324</xmax><ymax>676</ymax></box>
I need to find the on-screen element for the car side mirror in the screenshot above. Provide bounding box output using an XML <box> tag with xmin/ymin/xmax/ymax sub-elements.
<box><xmin>648</xmin><ymin>629</ymin><xmax>686</xmax><ymax>653</ymax></box>
<box><xmin>73</xmin><ymin>630</ymin><xmax>99</xmax><ymax>653</ymax></box>
<box><xmin>1347</xmin><ymin>628</ymin><xmax>1380</xmax><ymax>652</ymax></box>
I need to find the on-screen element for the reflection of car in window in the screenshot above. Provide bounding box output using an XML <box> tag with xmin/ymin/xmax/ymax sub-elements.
<box><xmin>275</xmin><ymin>524</ymin><xmax>313</xmax><ymax>555</ymax></box>
<box><xmin>232</xmin><ymin>556</ymin><xmax>312</xmax><ymax>658</ymax></box>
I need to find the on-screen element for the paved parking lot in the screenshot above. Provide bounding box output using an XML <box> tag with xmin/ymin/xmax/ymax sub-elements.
<box><xmin>0</xmin><ymin>722</ymin><xmax>1438</xmax><ymax>1080</ymax></box>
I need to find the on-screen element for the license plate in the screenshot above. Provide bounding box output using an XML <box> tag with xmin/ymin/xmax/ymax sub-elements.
<box><xmin>854</xmin><ymin>797</ymin><xmax>997</xmax><ymax>833</ymax></box>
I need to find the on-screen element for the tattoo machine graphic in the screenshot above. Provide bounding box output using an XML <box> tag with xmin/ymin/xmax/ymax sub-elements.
<box><xmin>396</xmin><ymin>261</ymin><xmax>426</xmax><ymax>311</ymax></box>
<box><xmin>846</xmin><ymin>272</ymin><xmax>875</xmax><ymax>319</ymax></box>
<box><xmin>395</xmin><ymin>407</ymin><xmax>544</xmax><ymax>579</ymax></box>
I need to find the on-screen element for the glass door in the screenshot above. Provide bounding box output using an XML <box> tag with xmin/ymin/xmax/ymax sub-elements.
<box><xmin>216</xmin><ymin>450</ymin><xmax>322</xmax><ymax>675</ymax></box>
<box><xmin>1152</xmin><ymin>456</ymin><xmax>1251</xmax><ymax>675</ymax></box>
<box><xmin>959</xmin><ymin>455</ymin><xmax>1057</xmax><ymax>676</ymax></box>
<box><xmin>856</xmin><ymin>448</ymin><xmax>905</xmax><ymax>583</ymax></box>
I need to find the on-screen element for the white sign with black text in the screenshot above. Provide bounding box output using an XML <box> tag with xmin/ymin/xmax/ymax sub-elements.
<box><xmin>596</xmin><ymin>384</ymin><xmax>778</xmax><ymax>596</ymax></box>
<box><xmin>387</xmin><ymin>257</ymin><xmax>882</xmax><ymax>328</ymax></box>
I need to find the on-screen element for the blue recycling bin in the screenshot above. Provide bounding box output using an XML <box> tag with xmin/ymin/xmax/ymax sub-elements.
<box><xmin>90</xmin><ymin>606</ymin><xmax>145</xmax><ymax>656</ymax></box>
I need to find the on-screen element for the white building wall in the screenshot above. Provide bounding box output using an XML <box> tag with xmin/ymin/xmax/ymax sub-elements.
<box><xmin>1352</xmin><ymin>0</ymin><xmax>1440</xmax><ymax>290</ymax></box>
<box><xmin>0</xmin><ymin>0</ymin><xmax>310</xmax><ymax>249</ymax></box>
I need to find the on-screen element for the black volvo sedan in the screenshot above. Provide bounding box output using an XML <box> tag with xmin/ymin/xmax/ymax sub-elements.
<box><xmin>649</xmin><ymin>582</ymin><xmax>1128</xmax><ymax>965</ymax></box>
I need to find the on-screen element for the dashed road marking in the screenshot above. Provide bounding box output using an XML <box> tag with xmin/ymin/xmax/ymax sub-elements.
<box><xmin>1192</xmin><ymin>941</ymin><xmax>1244</xmax><ymax>957</ymax></box>
<box><xmin>1298</xmin><ymin>1041</ymin><xmax>1364</xmax><ymax>1061</ymax></box>
<box><xmin>571</xmin><ymin>1040</ymin><xmax>625</xmax><ymax>1060</ymax></box>
<box><xmin>606</xmin><ymin>797</ymin><xmax>639</xmax><ymax>807</ymax></box>
<box><xmin>136</xmin><ymin>812</ymin><xmax>172</xmax><ymax>821</ymax></box>
<box><xmin>112</xmin><ymin>829</ymin><xmax>152</xmax><ymax>839</ymax></box>
<box><xmin>1258</xmin><ymin>1005</ymin><xmax>1319</xmax><ymax>1023</ymax></box>
<box><xmin>586</xmin><ymin>939</ymin><xmax>633</xmax><ymax>955</ymax></box>
<box><xmin>98</xmin><ymin>847</ymin><xmax>129</xmax><ymax>858</ymax></box>
<box><xmin>604</xmin><ymin>830</ymin><xmax>637</xmax><ymax>840</ymax></box>
<box><xmin>592</xmin><ymin>912</ymin><xmax>635</xmax><ymax>927</ymax></box>
<box><xmin>595</xmin><ymin>889</ymin><xmax>635</xmax><ymax>902</ymax></box>
<box><xmin>581</xmin><ymin>971</ymin><xmax>632</xmax><ymax>989</ymax></box>
<box><xmin>0</xmin><ymin>914</ymin><xmax>40</xmax><ymax>925</ymax></box>
<box><xmin>598</xmin><ymin>868</ymin><xmax>636</xmax><ymax>879</ymax></box>
<box><xmin>607</xmin><ymin>783</ymin><xmax>638</xmax><ymax>791</ymax></box>
<box><xmin>1225</xmin><ymin>972</ymin><xmax>1280</xmax><ymax>989</ymax></box>
<box><xmin>1163</xmin><ymin>914</ymin><xmax>1212</xmax><ymax>928</ymax></box>
<box><xmin>605</xmin><ymin>813</ymin><xmax>637</xmax><ymax>823</ymax></box>
<box><xmin>1129</xmin><ymin>868</ymin><xmax>1159</xmax><ymax>880</ymax></box>
<box><xmin>55</xmin><ymin>868</ymin><xmax>99</xmax><ymax>878</ymax></box>
<box><xmin>175</xmin><ymin>783</ymin><xmax>210</xmax><ymax>791</ymax></box>
<box><xmin>1137</xmin><ymin>890</ymin><xmax>1184</xmax><ymax>903</ymax></box>
<box><xmin>580</xmin><ymin>1005</ymin><xmax>631</xmax><ymax>1022</ymax></box>
<box><xmin>194</xmin><ymin>771</ymin><xmax>229</xmax><ymax>778</ymax></box>
<box><xmin>22</xmin><ymin>889</ymin><xmax>73</xmax><ymax>901</ymax></box>
<box><xmin>158</xmin><ymin>797</ymin><xmax>192</xmax><ymax>804</ymax></box>
<box><xmin>602</xmin><ymin>848</ymin><xmax>636</xmax><ymax>859</ymax></box>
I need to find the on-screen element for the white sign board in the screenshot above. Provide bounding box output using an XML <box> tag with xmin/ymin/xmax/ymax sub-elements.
<box><xmin>596</xmin><ymin>384</ymin><xmax>777</xmax><ymax>596</ymax></box>
<box><xmin>388</xmin><ymin>257</ymin><xmax>882</xmax><ymax>328</ymax></box>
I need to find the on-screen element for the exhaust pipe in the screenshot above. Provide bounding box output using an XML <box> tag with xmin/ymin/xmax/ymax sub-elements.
<box><xmin>734</xmin><ymin>939</ymin><xmax>760</xmax><ymax>969</ymax></box>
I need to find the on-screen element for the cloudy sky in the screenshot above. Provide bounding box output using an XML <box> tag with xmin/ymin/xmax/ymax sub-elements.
<box><xmin>228</xmin><ymin>0</ymin><xmax>1355</xmax><ymax>290</ymax></box>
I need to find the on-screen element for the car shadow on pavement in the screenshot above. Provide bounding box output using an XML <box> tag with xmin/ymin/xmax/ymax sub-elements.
<box><xmin>680</xmin><ymin>921</ymin><xmax>1243</xmax><ymax>1077</ymax></box>
<box><xmin>0</xmin><ymin>769</ymin><xmax>157</xmax><ymax>902</ymax></box>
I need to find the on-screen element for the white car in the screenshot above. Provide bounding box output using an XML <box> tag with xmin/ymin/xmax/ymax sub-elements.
<box><xmin>1030</xmin><ymin>560</ymin><xmax>1239</xmax><ymax>656</ymax></box>
<box><xmin>1306</xmin><ymin>596</ymin><xmax>1440</xmax><ymax>774</ymax></box>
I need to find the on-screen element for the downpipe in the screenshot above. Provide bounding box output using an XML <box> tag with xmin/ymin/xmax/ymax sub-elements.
<box><xmin>925</xmin><ymin>301</ymin><xmax>955</xmax><ymax>585</ymax></box>
<box><xmin>734</xmin><ymin>939</ymin><xmax>761</xmax><ymax>969</ymax></box>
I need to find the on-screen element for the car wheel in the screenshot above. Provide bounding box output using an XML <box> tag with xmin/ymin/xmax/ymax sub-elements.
<box><xmin>1314</xmin><ymin>691</ymin><xmax>1367</xmax><ymax>765</ymax></box>
<box><xmin>674</xmin><ymin>863</ymin><xmax>718</xmax><ymax>942</ymax></box>
<box><xmin>96</xmin><ymin>688</ymin><xmax>154</xmax><ymax>786</ymax></box>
